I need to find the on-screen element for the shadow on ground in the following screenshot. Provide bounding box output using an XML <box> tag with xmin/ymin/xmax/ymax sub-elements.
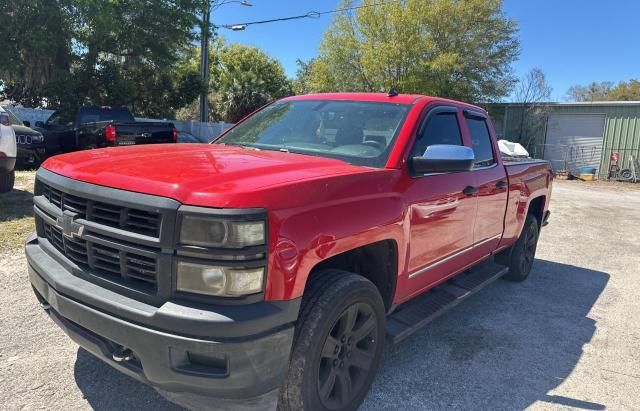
<box><xmin>73</xmin><ymin>259</ymin><xmax>608</xmax><ymax>410</ymax></box>
<box><xmin>362</xmin><ymin>259</ymin><xmax>608</xmax><ymax>410</ymax></box>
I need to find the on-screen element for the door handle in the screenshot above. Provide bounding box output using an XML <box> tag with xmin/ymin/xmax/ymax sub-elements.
<box><xmin>495</xmin><ymin>180</ymin><xmax>508</xmax><ymax>190</ymax></box>
<box><xmin>462</xmin><ymin>186</ymin><xmax>478</xmax><ymax>196</ymax></box>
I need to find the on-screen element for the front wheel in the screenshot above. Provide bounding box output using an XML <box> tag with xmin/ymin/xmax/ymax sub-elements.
<box><xmin>503</xmin><ymin>214</ymin><xmax>540</xmax><ymax>282</ymax></box>
<box><xmin>279</xmin><ymin>270</ymin><xmax>385</xmax><ymax>411</ymax></box>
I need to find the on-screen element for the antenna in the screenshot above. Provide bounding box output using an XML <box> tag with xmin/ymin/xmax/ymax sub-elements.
<box><xmin>387</xmin><ymin>88</ymin><xmax>399</xmax><ymax>97</ymax></box>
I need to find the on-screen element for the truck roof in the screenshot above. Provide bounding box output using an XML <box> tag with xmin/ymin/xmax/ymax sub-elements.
<box><xmin>281</xmin><ymin>92</ymin><xmax>485</xmax><ymax>112</ymax></box>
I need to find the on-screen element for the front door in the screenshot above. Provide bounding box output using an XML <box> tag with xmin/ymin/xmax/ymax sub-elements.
<box><xmin>405</xmin><ymin>106</ymin><xmax>478</xmax><ymax>295</ymax></box>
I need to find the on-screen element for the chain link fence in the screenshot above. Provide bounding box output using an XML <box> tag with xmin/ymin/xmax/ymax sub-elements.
<box><xmin>527</xmin><ymin>144</ymin><xmax>640</xmax><ymax>182</ymax></box>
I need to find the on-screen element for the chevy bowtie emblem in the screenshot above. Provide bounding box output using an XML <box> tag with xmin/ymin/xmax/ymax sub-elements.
<box><xmin>140</xmin><ymin>132</ymin><xmax>152</xmax><ymax>138</ymax></box>
<box><xmin>56</xmin><ymin>211</ymin><xmax>85</xmax><ymax>239</ymax></box>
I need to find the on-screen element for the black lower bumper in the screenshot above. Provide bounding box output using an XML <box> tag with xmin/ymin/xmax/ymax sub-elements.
<box><xmin>26</xmin><ymin>234</ymin><xmax>299</xmax><ymax>400</ymax></box>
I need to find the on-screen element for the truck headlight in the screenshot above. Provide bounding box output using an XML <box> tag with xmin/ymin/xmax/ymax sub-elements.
<box><xmin>179</xmin><ymin>214</ymin><xmax>265</xmax><ymax>248</ymax></box>
<box><xmin>177</xmin><ymin>262</ymin><xmax>264</xmax><ymax>296</ymax></box>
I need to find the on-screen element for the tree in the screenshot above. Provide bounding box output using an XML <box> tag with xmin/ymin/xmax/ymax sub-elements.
<box><xmin>514</xmin><ymin>68</ymin><xmax>552</xmax><ymax>148</ymax></box>
<box><xmin>305</xmin><ymin>0</ymin><xmax>519</xmax><ymax>102</ymax></box>
<box><xmin>609</xmin><ymin>80</ymin><xmax>640</xmax><ymax>101</ymax></box>
<box><xmin>292</xmin><ymin>59</ymin><xmax>316</xmax><ymax>95</ymax></box>
<box><xmin>566</xmin><ymin>79</ymin><xmax>640</xmax><ymax>102</ymax></box>
<box><xmin>0</xmin><ymin>0</ymin><xmax>72</xmax><ymax>106</ymax></box>
<box><xmin>566</xmin><ymin>81</ymin><xmax>614</xmax><ymax>102</ymax></box>
<box><xmin>175</xmin><ymin>41</ymin><xmax>291</xmax><ymax>123</ymax></box>
<box><xmin>0</xmin><ymin>0</ymin><xmax>202</xmax><ymax>118</ymax></box>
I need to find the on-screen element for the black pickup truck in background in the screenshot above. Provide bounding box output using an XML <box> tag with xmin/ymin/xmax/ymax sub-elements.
<box><xmin>35</xmin><ymin>106</ymin><xmax>176</xmax><ymax>155</ymax></box>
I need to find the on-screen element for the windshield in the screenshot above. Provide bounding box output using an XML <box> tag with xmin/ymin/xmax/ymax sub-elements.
<box><xmin>214</xmin><ymin>100</ymin><xmax>410</xmax><ymax>168</ymax></box>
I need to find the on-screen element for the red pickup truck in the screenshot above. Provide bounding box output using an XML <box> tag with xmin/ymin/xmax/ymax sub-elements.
<box><xmin>26</xmin><ymin>93</ymin><xmax>551</xmax><ymax>410</ymax></box>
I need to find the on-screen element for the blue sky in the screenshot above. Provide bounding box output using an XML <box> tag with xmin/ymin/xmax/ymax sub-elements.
<box><xmin>212</xmin><ymin>0</ymin><xmax>640</xmax><ymax>101</ymax></box>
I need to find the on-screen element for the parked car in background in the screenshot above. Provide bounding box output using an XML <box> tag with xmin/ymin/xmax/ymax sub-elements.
<box><xmin>35</xmin><ymin>106</ymin><xmax>177</xmax><ymax>154</ymax></box>
<box><xmin>26</xmin><ymin>93</ymin><xmax>552</xmax><ymax>410</ymax></box>
<box><xmin>1</xmin><ymin>106</ymin><xmax>48</xmax><ymax>167</ymax></box>
<box><xmin>0</xmin><ymin>108</ymin><xmax>17</xmax><ymax>192</ymax></box>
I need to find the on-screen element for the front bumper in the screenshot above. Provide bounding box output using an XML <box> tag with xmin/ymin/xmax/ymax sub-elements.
<box><xmin>26</xmin><ymin>234</ymin><xmax>299</xmax><ymax>399</ymax></box>
<box><xmin>0</xmin><ymin>156</ymin><xmax>16</xmax><ymax>172</ymax></box>
<box><xmin>16</xmin><ymin>145</ymin><xmax>46</xmax><ymax>165</ymax></box>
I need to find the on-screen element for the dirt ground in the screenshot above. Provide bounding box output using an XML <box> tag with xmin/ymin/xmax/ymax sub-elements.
<box><xmin>1</xmin><ymin>174</ymin><xmax>639</xmax><ymax>410</ymax></box>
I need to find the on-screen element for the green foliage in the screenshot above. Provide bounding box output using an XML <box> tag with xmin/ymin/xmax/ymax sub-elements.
<box><xmin>212</xmin><ymin>44</ymin><xmax>292</xmax><ymax>123</ymax></box>
<box><xmin>302</xmin><ymin>0</ymin><xmax>519</xmax><ymax>102</ymax></box>
<box><xmin>176</xmin><ymin>40</ymin><xmax>292</xmax><ymax>123</ymax></box>
<box><xmin>0</xmin><ymin>0</ymin><xmax>73</xmax><ymax>106</ymax></box>
<box><xmin>0</xmin><ymin>0</ymin><xmax>202</xmax><ymax>118</ymax></box>
<box><xmin>292</xmin><ymin>59</ymin><xmax>316</xmax><ymax>95</ymax></box>
<box><xmin>567</xmin><ymin>80</ymin><xmax>640</xmax><ymax>102</ymax></box>
<box><xmin>566</xmin><ymin>82</ymin><xmax>614</xmax><ymax>102</ymax></box>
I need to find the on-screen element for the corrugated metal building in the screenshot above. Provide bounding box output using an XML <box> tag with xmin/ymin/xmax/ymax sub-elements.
<box><xmin>487</xmin><ymin>101</ymin><xmax>640</xmax><ymax>179</ymax></box>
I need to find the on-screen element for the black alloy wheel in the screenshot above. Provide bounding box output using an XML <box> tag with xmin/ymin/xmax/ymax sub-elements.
<box><xmin>317</xmin><ymin>302</ymin><xmax>379</xmax><ymax>410</ymax></box>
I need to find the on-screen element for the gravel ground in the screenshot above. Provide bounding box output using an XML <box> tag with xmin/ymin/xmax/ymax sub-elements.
<box><xmin>1</xmin><ymin>179</ymin><xmax>639</xmax><ymax>410</ymax></box>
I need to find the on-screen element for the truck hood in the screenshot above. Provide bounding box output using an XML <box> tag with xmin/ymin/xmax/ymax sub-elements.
<box><xmin>42</xmin><ymin>144</ymin><xmax>376</xmax><ymax>208</ymax></box>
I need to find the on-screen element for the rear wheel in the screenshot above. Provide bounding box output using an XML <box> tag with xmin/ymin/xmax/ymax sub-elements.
<box><xmin>503</xmin><ymin>214</ymin><xmax>539</xmax><ymax>282</ymax></box>
<box><xmin>0</xmin><ymin>170</ymin><xmax>15</xmax><ymax>193</ymax></box>
<box><xmin>279</xmin><ymin>270</ymin><xmax>385</xmax><ymax>411</ymax></box>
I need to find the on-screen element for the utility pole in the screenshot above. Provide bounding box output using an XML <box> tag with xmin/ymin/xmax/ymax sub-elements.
<box><xmin>199</xmin><ymin>1</ymin><xmax>211</xmax><ymax>123</ymax></box>
<box><xmin>199</xmin><ymin>1</ymin><xmax>252</xmax><ymax>123</ymax></box>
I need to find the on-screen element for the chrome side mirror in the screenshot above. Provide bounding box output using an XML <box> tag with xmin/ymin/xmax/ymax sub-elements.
<box><xmin>411</xmin><ymin>145</ymin><xmax>475</xmax><ymax>174</ymax></box>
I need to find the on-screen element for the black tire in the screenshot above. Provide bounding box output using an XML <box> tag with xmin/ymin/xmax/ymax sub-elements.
<box><xmin>279</xmin><ymin>270</ymin><xmax>385</xmax><ymax>411</ymax></box>
<box><xmin>0</xmin><ymin>170</ymin><xmax>15</xmax><ymax>193</ymax></box>
<box><xmin>503</xmin><ymin>214</ymin><xmax>539</xmax><ymax>282</ymax></box>
<box><xmin>619</xmin><ymin>168</ymin><xmax>633</xmax><ymax>181</ymax></box>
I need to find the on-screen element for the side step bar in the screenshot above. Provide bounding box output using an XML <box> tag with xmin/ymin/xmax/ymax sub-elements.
<box><xmin>386</xmin><ymin>260</ymin><xmax>509</xmax><ymax>344</ymax></box>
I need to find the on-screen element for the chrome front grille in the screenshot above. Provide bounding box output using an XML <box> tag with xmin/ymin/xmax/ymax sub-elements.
<box><xmin>42</xmin><ymin>219</ymin><xmax>158</xmax><ymax>291</ymax></box>
<box><xmin>43</xmin><ymin>184</ymin><xmax>161</xmax><ymax>237</ymax></box>
<box><xmin>34</xmin><ymin>170</ymin><xmax>181</xmax><ymax>303</ymax></box>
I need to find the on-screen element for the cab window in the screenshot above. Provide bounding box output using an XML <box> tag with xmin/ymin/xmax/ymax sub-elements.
<box><xmin>465</xmin><ymin>116</ymin><xmax>495</xmax><ymax>168</ymax></box>
<box><xmin>410</xmin><ymin>111</ymin><xmax>463</xmax><ymax>158</ymax></box>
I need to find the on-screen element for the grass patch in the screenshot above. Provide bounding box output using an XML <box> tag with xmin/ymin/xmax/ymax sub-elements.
<box><xmin>0</xmin><ymin>170</ymin><xmax>36</xmax><ymax>252</ymax></box>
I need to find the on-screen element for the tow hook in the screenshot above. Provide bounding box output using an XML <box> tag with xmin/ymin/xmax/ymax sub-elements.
<box><xmin>40</xmin><ymin>302</ymin><xmax>51</xmax><ymax>311</ymax></box>
<box><xmin>112</xmin><ymin>347</ymin><xmax>134</xmax><ymax>363</ymax></box>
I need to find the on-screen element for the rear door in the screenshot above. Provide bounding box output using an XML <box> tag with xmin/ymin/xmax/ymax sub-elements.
<box><xmin>463</xmin><ymin>110</ymin><xmax>508</xmax><ymax>258</ymax></box>
<box><xmin>405</xmin><ymin>106</ymin><xmax>478</xmax><ymax>294</ymax></box>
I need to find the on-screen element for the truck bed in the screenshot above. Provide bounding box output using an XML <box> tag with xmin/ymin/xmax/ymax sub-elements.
<box><xmin>501</xmin><ymin>158</ymin><xmax>553</xmax><ymax>247</ymax></box>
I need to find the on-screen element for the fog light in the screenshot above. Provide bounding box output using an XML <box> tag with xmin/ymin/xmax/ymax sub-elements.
<box><xmin>177</xmin><ymin>262</ymin><xmax>263</xmax><ymax>297</ymax></box>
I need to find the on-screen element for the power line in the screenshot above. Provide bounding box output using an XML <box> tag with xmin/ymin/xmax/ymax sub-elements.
<box><xmin>217</xmin><ymin>0</ymin><xmax>400</xmax><ymax>30</ymax></box>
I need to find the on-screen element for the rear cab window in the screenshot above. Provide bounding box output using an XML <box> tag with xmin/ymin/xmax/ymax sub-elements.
<box><xmin>465</xmin><ymin>113</ymin><xmax>495</xmax><ymax>168</ymax></box>
<box><xmin>77</xmin><ymin>107</ymin><xmax>135</xmax><ymax>124</ymax></box>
